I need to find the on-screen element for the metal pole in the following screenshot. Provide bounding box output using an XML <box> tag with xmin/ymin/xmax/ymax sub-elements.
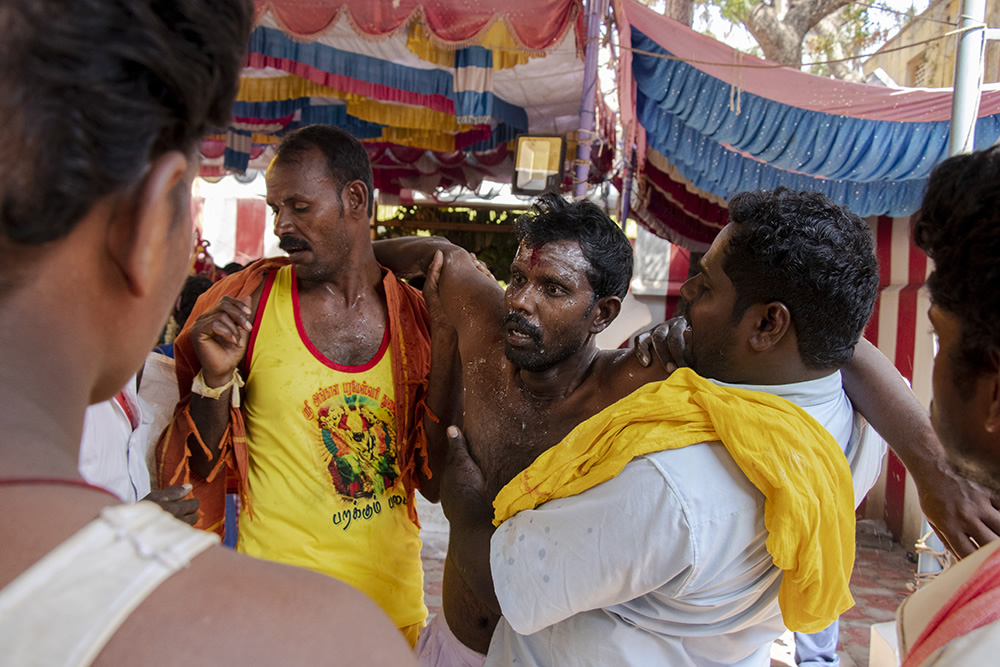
<box><xmin>574</xmin><ymin>0</ymin><xmax>604</xmax><ymax>200</ymax></box>
<box><xmin>619</xmin><ymin>144</ymin><xmax>636</xmax><ymax>230</ymax></box>
<box><xmin>948</xmin><ymin>0</ymin><xmax>987</xmax><ymax>156</ymax></box>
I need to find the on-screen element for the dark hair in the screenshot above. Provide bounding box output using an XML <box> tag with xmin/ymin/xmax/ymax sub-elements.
<box><xmin>175</xmin><ymin>275</ymin><xmax>214</xmax><ymax>330</ymax></box>
<box><xmin>273</xmin><ymin>125</ymin><xmax>375</xmax><ymax>217</ymax></box>
<box><xmin>914</xmin><ymin>147</ymin><xmax>1000</xmax><ymax>388</ymax></box>
<box><xmin>514</xmin><ymin>193</ymin><xmax>633</xmax><ymax>300</ymax></box>
<box><xmin>724</xmin><ymin>188</ymin><xmax>879</xmax><ymax>368</ymax></box>
<box><xmin>0</xmin><ymin>0</ymin><xmax>253</xmax><ymax>246</ymax></box>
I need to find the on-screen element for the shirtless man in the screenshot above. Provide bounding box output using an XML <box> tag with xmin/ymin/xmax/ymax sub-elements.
<box><xmin>376</xmin><ymin>194</ymin><xmax>663</xmax><ymax>659</ymax></box>
<box><xmin>0</xmin><ymin>1</ymin><xmax>413</xmax><ymax>663</ymax></box>
<box><xmin>377</xmin><ymin>191</ymin><xmax>1000</xmax><ymax>664</ymax></box>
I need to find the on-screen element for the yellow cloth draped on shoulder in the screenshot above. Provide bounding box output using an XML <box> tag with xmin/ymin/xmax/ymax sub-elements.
<box><xmin>492</xmin><ymin>368</ymin><xmax>856</xmax><ymax>633</ymax></box>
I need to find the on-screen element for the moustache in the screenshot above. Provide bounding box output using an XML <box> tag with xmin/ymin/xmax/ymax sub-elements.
<box><xmin>502</xmin><ymin>312</ymin><xmax>542</xmax><ymax>344</ymax></box>
<box><xmin>279</xmin><ymin>236</ymin><xmax>311</xmax><ymax>254</ymax></box>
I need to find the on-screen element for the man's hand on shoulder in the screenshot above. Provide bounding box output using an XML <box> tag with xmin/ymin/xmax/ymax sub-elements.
<box><xmin>190</xmin><ymin>295</ymin><xmax>253</xmax><ymax>386</ymax></box>
<box><xmin>423</xmin><ymin>250</ymin><xmax>451</xmax><ymax>331</ymax></box>
<box><xmin>633</xmin><ymin>316</ymin><xmax>687</xmax><ymax>373</ymax></box>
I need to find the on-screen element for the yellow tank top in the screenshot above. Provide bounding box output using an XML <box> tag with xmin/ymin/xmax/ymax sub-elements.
<box><xmin>238</xmin><ymin>265</ymin><xmax>426</xmax><ymax>629</ymax></box>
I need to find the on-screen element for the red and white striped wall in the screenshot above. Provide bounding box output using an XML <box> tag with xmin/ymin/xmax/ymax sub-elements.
<box><xmin>862</xmin><ymin>215</ymin><xmax>934</xmax><ymax>547</ymax></box>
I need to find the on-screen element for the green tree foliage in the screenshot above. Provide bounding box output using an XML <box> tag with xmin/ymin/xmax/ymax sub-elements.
<box><xmin>376</xmin><ymin>206</ymin><xmax>521</xmax><ymax>283</ymax></box>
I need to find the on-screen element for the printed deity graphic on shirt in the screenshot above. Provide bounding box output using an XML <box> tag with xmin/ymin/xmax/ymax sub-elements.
<box><xmin>307</xmin><ymin>388</ymin><xmax>398</xmax><ymax>499</ymax></box>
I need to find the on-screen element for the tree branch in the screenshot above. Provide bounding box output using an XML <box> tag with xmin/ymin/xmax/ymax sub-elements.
<box><xmin>810</xmin><ymin>11</ymin><xmax>864</xmax><ymax>82</ymax></box>
<box><xmin>784</xmin><ymin>0</ymin><xmax>853</xmax><ymax>37</ymax></box>
<box><xmin>745</xmin><ymin>2</ymin><xmax>803</xmax><ymax>65</ymax></box>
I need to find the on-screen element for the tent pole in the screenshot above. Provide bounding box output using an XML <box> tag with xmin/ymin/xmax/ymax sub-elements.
<box><xmin>948</xmin><ymin>0</ymin><xmax>987</xmax><ymax>156</ymax></box>
<box><xmin>574</xmin><ymin>0</ymin><xmax>604</xmax><ymax>200</ymax></box>
<box><xmin>619</xmin><ymin>144</ymin><xmax>636</xmax><ymax>230</ymax></box>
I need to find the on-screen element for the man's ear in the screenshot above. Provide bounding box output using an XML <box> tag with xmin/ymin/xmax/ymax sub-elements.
<box><xmin>589</xmin><ymin>296</ymin><xmax>622</xmax><ymax>335</ymax></box>
<box><xmin>747</xmin><ymin>301</ymin><xmax>791</xmax><ymax>352</ymax></box>
<box><xmin>107</xmin><ymin>151</ymin><xmax>189</xmax><ymax>297</ymax></box>
<box><xmin>343</xmin><ymin>180</ymin><xmax>369</xmax><ymax>220</ymax></box>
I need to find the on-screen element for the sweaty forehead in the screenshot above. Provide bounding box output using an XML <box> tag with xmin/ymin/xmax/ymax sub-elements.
<box><xmin>514</xmin><ymin>240</ymin><xmax>590</xmax><ymax>281</ymax></box>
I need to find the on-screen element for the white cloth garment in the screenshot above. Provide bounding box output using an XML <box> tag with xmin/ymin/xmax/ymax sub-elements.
<box><xmin>417</xmin><ymin>613</ymin><xmax>487</xmax><ymax>667</ymax></box>
<box><xmin>0</xmin><ymin>502</ymin><xmax>218</xmax><ymax>666</ymax></box>
<box><xmin>487</xmin><ymin>371</ymin><xmax>886</xmax><ymax>667</ymax></box>
<box><xmin>137</xmin><ymin>351</ymin><xmax>180</xmax><ymax>472</ymax></box>
<box><xmin>896</xmin><ymin>540</ymin><xmax>1000</xmax><ymax>666</ymax></box>
<box><xmin>78</xmin><ymin>375</ymin><xmax>154</xmax><ymax>503</ymax></box>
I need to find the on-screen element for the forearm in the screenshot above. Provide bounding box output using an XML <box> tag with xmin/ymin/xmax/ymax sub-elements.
<box><xmin>439</xmin><ymin>425</ymin><xmax>500</xmax><ymax>613</ymax></box>
<box><xmin>188</xmin><ymin>391</ymin><xmax>234</xmax><ymax>480</ymax></box>
<box><xmin>842</xmin><ymin>338</ymin><xmax>944</xmax><ymax>477</ymax></box>
<box><xmin>372</xmin><ymin>236</ymin><xmax>457</xmax><ymax>279</ymax></box>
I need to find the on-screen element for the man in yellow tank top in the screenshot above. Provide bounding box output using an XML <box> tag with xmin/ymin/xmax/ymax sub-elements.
<box><xmin>157</xmin><ymin>125</ymin><xmax>443</xmax><ymax>646</ymax></box>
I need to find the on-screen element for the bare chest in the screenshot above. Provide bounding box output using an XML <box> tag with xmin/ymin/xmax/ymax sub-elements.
<box><xmin>296</xmin><ymin>292</ymin><xmax>387</xmax><ymax>366</ymax></box>
<box><xmin>462</xmin><ymin>373</ymin><xmax>606</xmax><ymax>499</ymax></box>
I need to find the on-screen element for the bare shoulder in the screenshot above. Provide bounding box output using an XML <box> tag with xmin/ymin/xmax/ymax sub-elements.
<box><xmin>437</xmin><ymin>250</ymin><xmax>505</xmax><ymax>350</ymax></box>
<box><xmin>594</xmin><ymin>348</ymin><xmax>671</xmax><ymax>399</ymax></box>
<box><xmin>97</xmin><ymin>544</ymin><xmax>416</xmax><ymax>666</ymax></box>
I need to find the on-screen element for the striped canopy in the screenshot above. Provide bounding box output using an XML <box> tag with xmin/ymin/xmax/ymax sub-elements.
<box><xmin>616</xmin><ymin>0</ymin><xmax>1000</xmax><ymax>250</ymax></box>
<box><xmin>201</xmin><ymin>0</ymin><xmax>596</xmax><ymax>197</ymax></box>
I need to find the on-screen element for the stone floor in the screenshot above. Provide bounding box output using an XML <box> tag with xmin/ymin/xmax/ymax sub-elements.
<box><xmin>417</xmin><ymin>498</ymin><xmax>918</xmax><ymax>666</ymax></box>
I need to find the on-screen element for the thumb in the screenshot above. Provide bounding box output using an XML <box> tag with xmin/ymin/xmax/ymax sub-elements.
<box><xmin>633</xmin><ymin>332</ymin><xmax>652</xmax><ymax>367</ymax></box>
<box><xmin>156</xmin><ymin>483</ymin><xmax>194</xmax><ymax>501</ymax></box>
<box><xmin>427</xmin><ymin>250</ymin><xmax>444</xmax><ymax>292</ymax></box>
<box><xmin>446</xmin><ymin>425</ymin><xmax>470</xmax><ymax>463</ymax></box>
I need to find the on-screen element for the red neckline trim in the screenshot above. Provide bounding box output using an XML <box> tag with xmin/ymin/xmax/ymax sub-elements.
<box><xmin>0</xmin><ymin>477</ymin><xmax>120</xmax><ymax>500</ymax></box>
<box><xmin>245</xmin><ymin>267</ymin><xmax>279</xmax><ymax>368</ymax></box>
<box><xmin>290</xmin><ymin>267</ymin><xmax>389</xmax><ymax>372</ymax></box>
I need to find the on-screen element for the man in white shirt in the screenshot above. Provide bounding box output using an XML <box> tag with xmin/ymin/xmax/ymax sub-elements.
<box><xmin>79</xmin><ymin>373</ymin><xmax>197</xmax><ymax>522</ymax></box>
<box><xmin>440</xmin><ymin>188</ymin><xmax>886</xmax><ymax>665</ymax></box>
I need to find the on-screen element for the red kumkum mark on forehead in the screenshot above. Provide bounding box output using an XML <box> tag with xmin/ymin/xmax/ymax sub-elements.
<box><xmin>529</xmin><ymin>247</ymin><xmax>539</xmax><ymax>268</ymax></box>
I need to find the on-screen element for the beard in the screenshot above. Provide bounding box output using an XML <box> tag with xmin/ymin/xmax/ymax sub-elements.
<box><xmin>682</xmin><ymin>326</ymin><xmax>739</xmax><ymax>382</ymax></box>
<box><xmin>502</xmin><ymin>313</ymin><xmax>585</xmax><ymax>372</ymax></box>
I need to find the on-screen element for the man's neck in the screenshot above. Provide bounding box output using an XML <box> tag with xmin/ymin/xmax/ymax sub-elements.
<box><xmin>514</xmin><ymin>345</ymin><xmax>600</xmax><ymax>401</ymax></box>
<box><xmin>717</xmin><ymin>352</ymin><xmax>835</xmax><ymax>386</ymax></box>
<box><xmin>0</xmin><ymin>324</ymin><xmax>91</xmax><ymax>479</ymax></box>
<box><xmin>295</xmin><ymin>254</ymin><xmax>384</xmax><ymax>306</ymax></box>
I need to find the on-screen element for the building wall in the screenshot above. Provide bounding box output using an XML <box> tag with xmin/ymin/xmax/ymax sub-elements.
<box><xmin>864</xmin><ymin>0</ymin><xmax>1000</xmax><ymax>87</ymax></box>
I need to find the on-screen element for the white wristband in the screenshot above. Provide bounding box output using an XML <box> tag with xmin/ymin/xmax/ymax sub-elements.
<box><xmin>191</xmin><ymin>369</ymin><xmax>244</xmax><ymax>408</ymax></box>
